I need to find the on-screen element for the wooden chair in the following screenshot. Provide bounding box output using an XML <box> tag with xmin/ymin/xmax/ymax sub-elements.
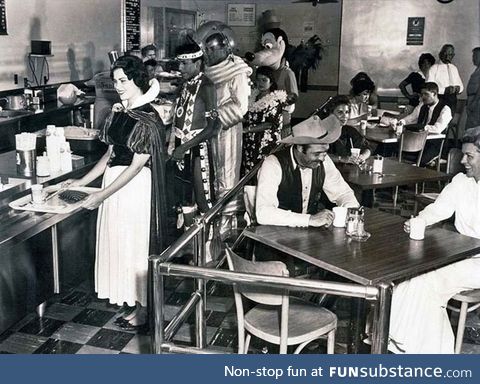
<box><xmin>226</xmin><ymin>247</ymin><xmax>337</xmax><ymax>354</ymax></box>
<box><xmin>445</xmin><ymin>99</ymin><xmax>466</xmax><ymax>149</ymax></box>
<box><xmin>447</xmin><ymin>289</ymin><xmax>480</xmax><ymax>354</ymax></box>
<box><xmin>414</xmin><ymin>148</ymin><xmax>463</xmax><ymax>214</ymax></box>
<box><xmin>392</xmin><ymin>130</ymin><xmax>429</xmax><ymax>207</ymax></box>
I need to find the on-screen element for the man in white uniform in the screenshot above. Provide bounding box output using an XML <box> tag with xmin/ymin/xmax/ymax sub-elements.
<box><xmin>389</xmin><ymin>126</ymin><xmax>480</xmax><ymax>353</ymax></box>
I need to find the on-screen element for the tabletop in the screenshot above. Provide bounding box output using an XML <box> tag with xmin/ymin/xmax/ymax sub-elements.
<box><xmin>333</xmin><ymin>157</ymin><xmax>452</xmax><ymax>190</ymax></box>
<box><xmin>243</xmin><ymin>208</ymin><xmax>480</xmax><ymax>286</ymax></box>
<box><xmin>363</xmin><ymin>126</ymin><xmax>445</xmax><ymax>144</ymax></box>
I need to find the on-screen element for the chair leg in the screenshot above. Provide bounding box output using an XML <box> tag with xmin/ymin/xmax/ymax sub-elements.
<box><xmin>393</xmin><ymin>186</ymin><xmax>399</xmax><ymax>208</ymax></box>
<box><xmin>455</xmin><ymin>302</ymin><xmax>469</xmax><ymax>354</ymax></box>
<box><xmin>244</xmin><ymin>334</ymin><xmax>251</xmax><ymax>354</ymax></box>
<box><xmin>327</xmin><ymin>329</ymin><xmax>336</xmax><ymax>354</ymax></box>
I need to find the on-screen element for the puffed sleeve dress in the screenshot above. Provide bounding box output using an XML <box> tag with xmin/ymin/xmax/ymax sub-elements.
<box><xmin>95</xmin><ymin>103</ymin><xmax>167</xmax><ymax>307</ymax></box>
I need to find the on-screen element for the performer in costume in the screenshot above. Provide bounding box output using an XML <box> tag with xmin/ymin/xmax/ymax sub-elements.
<box><xmin>196</xmin><ymin>22</ymin><xmax>252</xmax><ymax>240</ymax></box>
<box><xmin>60</xmin><ymin>56</ymin><xmax>167</xmax><ymax>330</ymax></box>
<box><xmin>245</xmin><ymin>28</ymin><xmax>299</xmax><ymax>132</ymax></box>
<box><xmin>169</xmin><ymin>42</ymin><xmax>220</xmax><ymax>214</ymax></box>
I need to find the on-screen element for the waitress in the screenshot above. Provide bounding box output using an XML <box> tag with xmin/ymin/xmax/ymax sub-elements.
<box><xmin>62</xmin><ymin>55</ymin><xmax>168</xmax><ymax>330</ymax></box>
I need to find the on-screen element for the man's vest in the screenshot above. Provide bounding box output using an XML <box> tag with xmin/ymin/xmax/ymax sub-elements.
<box><xmin>273</xmin><ymin>148</ymin><xmax>326</xmax><ymax>214</ymax></box>
<box><xmin>417</xmin><ymin>100</ymin><xmax>449</xmax><ymax>126</ymax></box>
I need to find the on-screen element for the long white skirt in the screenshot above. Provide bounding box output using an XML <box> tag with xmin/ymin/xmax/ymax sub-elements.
<box><xmin>389</xmin><ymin>256</ymin><xmax>480</xmax><ymax>353</ymax></box>
<box><xmin>95</xmin><ymin>166</ymin><xmax>151</xmax><ymax>307</ymax></box>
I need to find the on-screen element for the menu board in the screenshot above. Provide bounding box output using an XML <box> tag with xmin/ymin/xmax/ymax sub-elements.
<box><xmin>125</xmin><ymin>0</ymin><xmax>140</xmax><ymax>51</ymax></box>
<box><xmin>0</xmin><ymin>0</ymin><xmax>7</xmax><ymax>35</ymax></box>
<box><xmin>227</xmin><ymin>3</ymin><xmax>255</xmax><ymax>27</ymax></box>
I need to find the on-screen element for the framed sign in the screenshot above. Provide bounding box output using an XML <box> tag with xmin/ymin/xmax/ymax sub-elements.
<box><xmin>406</xmin><ymin>17</ymin><xmax>425</xmax><ymax>46</ymax></box>
<box><xmin>227</xmin><ymin>3</ymin><xmax>255</xmax><ymax>27</ymax></box>
<box><xmin>0</xmin><ymin>0</ymin><xmax>7</xmax><ymax>35</ymax></box>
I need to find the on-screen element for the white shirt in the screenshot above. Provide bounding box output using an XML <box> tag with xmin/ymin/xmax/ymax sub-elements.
<box><xmin>418</xmin><ymin>173</ymin><xmax>480</xmax><ymax>239</ymax></box>
<box><xmin>426</xmin><ymin>63</ymin><xmax>464</xmax><ymax>95</ymax></box>
<box><xmin>256</xmin><ymin>147</ymin><xmax>359</xmax><ymax>227</ymax></box>
<box><xmin>349</xmin><ymin>100</ymin><xmax>368</xmax><ymax>119</ymax></box>
<box><xmin>400</xmin><ymin>100</ymin><xmax>452</xmax><ymax>134</ymax></box>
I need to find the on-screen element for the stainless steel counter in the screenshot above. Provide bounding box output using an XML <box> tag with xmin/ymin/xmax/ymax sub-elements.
<box><xmin>0</xmin><ymin>96</ymin><xmax>95</xmax><ymax>127</ymax></box>
<box><xmin>0</xmin><ymin>149</ymin><xmax>103</xmax><ymax>334</ymax></box>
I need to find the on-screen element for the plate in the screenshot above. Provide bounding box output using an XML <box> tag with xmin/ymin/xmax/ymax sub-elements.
<box><xmin>9</xmin><ymin>187</ymin><xmax>101</xmax><ymax>214</ymax></box>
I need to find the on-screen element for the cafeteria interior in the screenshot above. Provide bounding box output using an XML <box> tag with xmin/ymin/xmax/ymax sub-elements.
<box><xmin>0</xmin><ymin>0</ymin><xmax>480</xmax><ymax>355</ymax></box>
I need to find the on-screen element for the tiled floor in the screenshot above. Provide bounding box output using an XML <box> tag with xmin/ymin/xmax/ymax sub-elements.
<box><xmin>1</xmin><ymin>274</ymin><xmax>479</xmax><ymax>354</ymax></box>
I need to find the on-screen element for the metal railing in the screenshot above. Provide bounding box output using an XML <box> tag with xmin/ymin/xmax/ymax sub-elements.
<box><xmin>149</xmin><ymin>155</ymin><xmax>382</xmax><ymax>354</ymax></box>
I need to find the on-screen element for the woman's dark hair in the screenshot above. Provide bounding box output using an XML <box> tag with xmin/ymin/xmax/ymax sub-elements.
<box><xmin>111</xmin><ymin>55</ymin><xmax>150</xmax><ymax>93</ymax></box>
<box><xmin>256</xmin><ymin>66</ymin><xmax>277</xmax><ymax>91</ymax></box>
<box><xmin>418</xmin><ymin>53</ymin><xmax>436</xmax><ymax>67</ymax></box>
<box><xmin>349</xmin><ymin>72</ymin><xmax>375</xmax><ymax>96</ymax></box>
<box><xmin>326</xmin><ymin>95</ymin><xmax>350</xmax><ymax>115</ymax></box>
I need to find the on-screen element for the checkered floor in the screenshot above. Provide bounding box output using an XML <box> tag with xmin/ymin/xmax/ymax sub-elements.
<box><xmin>1</xmin><ymin>274</ymin><xmax>479</xmax><ymax>354</ymax></box>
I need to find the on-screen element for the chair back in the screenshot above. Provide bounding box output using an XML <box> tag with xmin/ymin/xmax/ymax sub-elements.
<box><xmin>243</xmin><ymin>185</ymin><xmax>257</xmax><ymax>226</ymax></box>
<box><xmin>398</xmin><ymin>129</ymin><xmax>428</xmax><ymax>166</ymax></box>
<box><xmin>226</xmin><ymin>247</ymin><xmax>288</xmax><ymax>306</ymax></box>
<box><xmin>446</xmin><ymin>147</ymin><xmax>464</xmax><ymax>175</ymax></box>
<box><xmin>226</xmin><ymin>247</ymin><xmax>290</xmax><ymax>354</ymax></box>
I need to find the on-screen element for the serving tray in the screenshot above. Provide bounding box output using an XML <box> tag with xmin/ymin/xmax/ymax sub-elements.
<box><xmin>9</xmin><ymin>187</ymin><xmax>101</xmax><ymax>214</ymax></box>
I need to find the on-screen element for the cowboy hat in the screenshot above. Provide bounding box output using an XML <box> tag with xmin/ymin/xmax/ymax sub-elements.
<box><xmin>280</xmin><ymin>113</ymin><xmax>342</xmax><ymax>145</ymax></box>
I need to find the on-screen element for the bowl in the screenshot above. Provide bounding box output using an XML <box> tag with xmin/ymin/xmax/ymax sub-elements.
<box><xmin>58</xmin><ymin>94</ymin><xmax>78</xmax><ymax>105</ymax></box>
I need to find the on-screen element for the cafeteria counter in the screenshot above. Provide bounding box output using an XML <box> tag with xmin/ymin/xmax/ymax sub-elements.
<box><xmin>0</xmin><ymin>149</ymin><xmax>104</xmax><ymax>334</ymax></box>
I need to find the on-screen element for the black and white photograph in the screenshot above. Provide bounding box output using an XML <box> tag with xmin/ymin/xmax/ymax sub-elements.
<box><xmin>0</xmin><ymin>0</ymin><xmax>479</xmax><ymax>359</ymax></box>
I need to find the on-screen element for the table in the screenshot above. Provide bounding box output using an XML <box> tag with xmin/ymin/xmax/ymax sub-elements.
<box><xmin>333</xmin><ymin>157</ymin><xmax>452</xmax><ymax>206</ymax></box>
<box><xmin>363</xmin><ymin>125</ymin><xmax>445</xmax><ymax>144</ymax></box>
<box><xmin>243</xmin><ymin>209</ymin><xmax>480</xmax><ymax>353</ymax></box>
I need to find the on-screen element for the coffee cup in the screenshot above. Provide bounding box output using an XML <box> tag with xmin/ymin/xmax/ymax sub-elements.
<box><xmin>31</xmin><ymin>184</ymin><xmax>45</xmax><ymax>205</ymax></box>
<box><xmin>333</xmin><ymin>206</ymin><xmax>348</xmax><ymax>228</ymax></box>
<box><xmin>182</xmin><ymin>205</ymin><xmax>198</xmax><ymax>228</ymax></box>
<box><xmin>350</xmin><ymin>148</ymin><xmax>361</xmax><ymax>158</ymax></box>
<box><xmin>409</xmin><ymin>217</ymin><xmax>426</xmax><ymax>240</ymax></box>
<box><xmin>372</xmin><ymin>155</ymin><xmax>383</xmax><ymax>174</ymax></box>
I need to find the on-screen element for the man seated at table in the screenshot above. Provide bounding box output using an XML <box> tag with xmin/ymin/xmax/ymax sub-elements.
<box><xmin>399</xmin><ymin>81</ymin><xmax>452</xmax><ymax>166</ymax></box>
<box><xmin>256</xmin><ymin>114</ymin><xmax>359</xmax><ymax>228</ymax></box>
<box><xmin>388</xmin><ymin>126</ymin><xmax>480</xmax><ymax>354</ymax></box>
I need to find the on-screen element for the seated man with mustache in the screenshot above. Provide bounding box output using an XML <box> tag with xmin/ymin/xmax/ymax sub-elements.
<box><xmin>256</xmin><ymin>114</ymin><xmax>359</xmax><ymax>228</ymax></box>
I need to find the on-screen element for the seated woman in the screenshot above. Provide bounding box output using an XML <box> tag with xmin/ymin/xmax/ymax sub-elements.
<box><xmin>399</xmin><ymin>53</ymin><xmax>436</xmax><ymax>108</ymax></box>
<box><xmin>242</xmin><ymin>66</ymin><xmax>287</xmax><ymax>175</ymax></box>
<box><xmin>327</xmin><ymin>95</ymin><xmax>373</xmax><ymax>164</ymax></box>
<box><xmin>348</xmin><ymin>72</ymin><xmax>376</xmax><ymax>124</ymax></box>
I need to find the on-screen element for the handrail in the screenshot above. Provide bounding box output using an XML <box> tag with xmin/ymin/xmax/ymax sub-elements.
<box><xmin>150</xmin><ymin>157</ymin><xmax>263</xmax><ymax>263</ymax></box>
<box><xmin>202</xmin><ymin>160</ymin><xmax>262</xmax><ymax>224</ymax></box>
<box><xmin>159</xmin><ymin>262</ymin><xmax>379</xmax><ymax>301</ymax></box>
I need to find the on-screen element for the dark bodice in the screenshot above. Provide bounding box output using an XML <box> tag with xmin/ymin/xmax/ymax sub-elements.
<box><xmin>105</xmin><ymin>104</ymin><xmax>158</xmax><ymax>167</ymax></box>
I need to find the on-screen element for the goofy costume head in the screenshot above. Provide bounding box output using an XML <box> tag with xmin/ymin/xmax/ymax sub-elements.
<box><xmin>245</xmin><ymin>28</ymin><xmax>289</xmax><ymax>70</ymax></box>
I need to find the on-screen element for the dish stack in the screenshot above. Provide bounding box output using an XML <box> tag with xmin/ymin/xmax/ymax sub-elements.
<box><xmin>46</xmin><ymin>125</ymin><xmax>72</xmax><ymax>174</ymax></box>
<box><xmin>15</xmin><ymin>132</ymin><xmax>37</xmax><ymax>176</ymax></box>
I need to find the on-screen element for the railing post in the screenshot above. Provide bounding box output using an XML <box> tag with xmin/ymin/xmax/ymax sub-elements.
<box><xmin>194</xmin><ymin>222</ymin><xmax>207</xmax><ymax>349</ymax></box>
<box><xmin>371</xmin><ymin>282</ymin><xmax>393</xmax><ymax>354</ymax></box>
<box><xmin>152</xmin><ymin>257</ymin><xmax>166</xmax><ymax>354</ymax></box>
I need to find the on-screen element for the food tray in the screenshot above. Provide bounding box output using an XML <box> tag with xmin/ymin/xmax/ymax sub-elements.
<box><xmin>9</xmin><ymin>187</ymin><xmax>101</xmax><ymax>214</ymax></box>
